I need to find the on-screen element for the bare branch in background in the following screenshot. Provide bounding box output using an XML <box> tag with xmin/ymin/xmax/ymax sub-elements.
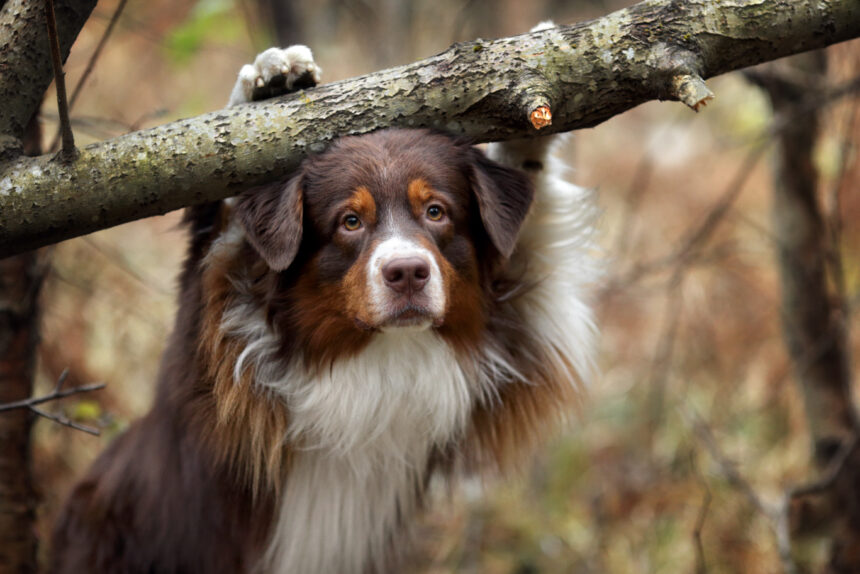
<box><xmin>0</xmin><ymin>374</ymin><xmax>105</xmax><ymax>412</ymax></box>
<box><xmin>693</xmin><ymin>484</ymin><xmax>712</xmax><ymax>574</ymax></box>
<box><xmin>611</xmin><ymin>146</ymin><xmax>656</xmax><ymax>259</ymax></box>
<box><xmin>644</xmin><ymin>267</ymin><xmax>684</xmax><ymax>440</ymax></box>
<box><xmin>604</xmin><ymin>74</ymin><xmax>860</xmax><ymax>294</ymax></box>
<box><xmin>0</xmin><ymin>368</ymin><xmax>105</xmax><ymax>435</ymax></box>
<box><xmin>80</xmin><ymin>236</ymin><xmax>173</xmax><ymax>297</ymax></box>
<box><xmin>30</xmin><ymin>405</ymin><xmax>100</xmax><ymax>436</ymax></box>
<box><xmin>605</xmin><ymin>142</ymin><xmax>767</xmax><ymax>293</ymax></box>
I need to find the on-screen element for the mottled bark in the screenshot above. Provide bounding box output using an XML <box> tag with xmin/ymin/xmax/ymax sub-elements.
<box><xmin>1</xmin><ymin>0</ymin><xmax>859</xmax><ymax>257</ymax></box>
<box><xmin>753</xmin><ymin>53</ymin><xmax>860</xmax><ymax>573</ymax></box>
<box><xmin>0</xmin><ymin>0</ymin><xmax>97</xmax><ymax>155</ymax></box>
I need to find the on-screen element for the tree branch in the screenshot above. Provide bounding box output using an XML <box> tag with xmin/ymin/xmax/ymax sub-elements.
<box><xmin>0</xmin><ymin>366</ymin><xmax>105</xmax><ymax>436</ymax></box>
<box><xmin>44</xmin><ymin>0</ymin><xmax>77</xmax><ymax>162</ymax></box>
<box><xmin>693</xmin><ymin>483</ymin><xmax>712</xmax><ymax>574</ymax></box>
<box><xmin>0</xmin><ymin>381</ymin><xmax>106</xmax><ymax>413</ymax></box>
<box><xmin>49</xmin><ymin>0</ymin><xmax>129</xmax><ymax>153</ymax></box>
<box><xmin>0</xmin><ymin>0</ymin><xmax>858</xmax><ymax>257</ymax></box>
<box><xmin>0</xmin><ymin>0</ymin><xmax>97</xmax><ymax>150</ymax></box>
<box><xmin>29</xmin><ymin>404</ymin><xmax>100</xmax><ymax>435</ymax></box>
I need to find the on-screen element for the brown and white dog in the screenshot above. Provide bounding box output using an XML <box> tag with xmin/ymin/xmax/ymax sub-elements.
<box><xmin>51</xmin><ymin>43</ymin><xmax>598</xmax><ymax>574</ymax></box>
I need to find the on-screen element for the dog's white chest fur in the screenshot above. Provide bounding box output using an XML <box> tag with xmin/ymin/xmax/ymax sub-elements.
<box><xmin>260</xmin><ymin>331</ymin><xmax>473</xmax><ymax>574</ymax></box>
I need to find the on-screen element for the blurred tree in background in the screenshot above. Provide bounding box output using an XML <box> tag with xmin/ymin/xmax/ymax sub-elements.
<box><xmin>0</xmin><ymin>0</ymin><xmax>858</xmax><ymax>572</ymax></box>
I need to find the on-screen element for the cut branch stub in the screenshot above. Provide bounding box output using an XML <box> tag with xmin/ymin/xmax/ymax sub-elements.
<box><xmin>530</xmin><ymin>105</ymin><xmax>553</xmax><ymax>129</ymax></box>
<box><xmin>513</xmin><ymin>66</ymin><xmax>558</xmax><ymax>131</ymax></box>
<box><xmin>644</xmin><ymin>43</ymin><xmax>715</xmax><ymax>111</ymax></box>
<box><xmin>672</xmin><ymin>74</ymin><xmax>715</xmax><ymax>112</ymax></box>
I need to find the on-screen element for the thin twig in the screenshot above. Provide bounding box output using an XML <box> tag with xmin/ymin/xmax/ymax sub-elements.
<box><xmin>49</xmin><ymin>0</ymin><xmax>129</xmax><ymax>152</ymax></box>
<box><xmin>689</xmin><ymin>449</ymin><xmax>713</xmax><ymax>574</ymax></box>
<box><xmin>0</xmin><ymin>381</ymin><xmax>105</xmax><ymax>413</ymax></box>
<box><xmin>684</xmin><ymin>406</ymin><xmax>775</xmax><ymax>517</ymax></box>
<box><xmin>53</xmin><ymin>367</ymin><xmax>69</xmax><ymax>394</ymax></box>
<box><xmin>674</xmin><ymin>148</ymin><xmax>765</xmax><ymax>265</ymax></box>
<box><xmin>44</xmin><ymin>0</ymin><xmax>77</xmax><ymax>161</ymax></box>
<box><xmin>47</xmin><ymin>268</ymin><xmax>170</xmax><ymax>334</ymax></box>
<box><xmin>82</xmin><ymin>236</ymin><xmax>173</xmax><ymax>297</ymax></box>
<box><xmin>613</xmin><ymin>154</ymin><xmax>654</xmax><ymax>257</ymax></box>
<box><xmin>605</xmin><ymin>143</ymin><xmax>766</xmax><ymax>292</ymax></box>
<box><xmin>29</xmin><ymin>405</ymin><xmax>100</xmax><ymax>436</ymax></box>
<box><xmin>693</xmin><ymin>485</ymin><xmax>712</xmax><ymax>574</ymax></box>
<box><xmin>645</xmin><ymin>267</ymin><xmax>685</xmax><ymax>440</ymax></box>
<box><xmin>612</xmin><ymin>114</ymin><xmax>686</xmax><ymax>259</ymax></box>
<box><xmin>0</xmin><ymin>369</ymin><xmax>105</xmax><ymax>435</ymax></box>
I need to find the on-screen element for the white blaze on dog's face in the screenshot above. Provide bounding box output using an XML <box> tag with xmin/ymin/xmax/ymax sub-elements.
<box><xmin>235</xmin><ymin>129</ymin><xmax>535</xmax><ymax>364</ymax></box>
<box><xmin>366</xmin><ymin>233</ymin><xmax>446</xmax><ymax>331</ymax></box>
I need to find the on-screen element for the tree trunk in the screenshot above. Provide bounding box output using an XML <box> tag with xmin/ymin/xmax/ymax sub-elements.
<box><xmin>753</xmin><ymin>52</ymin><xmax>860</xmax><ymax>573</ymax></box>
<box><xmin>0</xmin><ymin>115</ymin><xmax>44</xmax><ymax>574</ymax></box>
<box><xmin>0</xmin><ymin>0</ymin><xmax>92</xmax><ymax>568</ymax></box>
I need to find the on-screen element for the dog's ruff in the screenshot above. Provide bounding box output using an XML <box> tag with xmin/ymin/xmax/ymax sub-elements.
<box><xmin>50</xmin><ymin>43</ymin><xmax>599</xmax><ymax>574</ymax></box>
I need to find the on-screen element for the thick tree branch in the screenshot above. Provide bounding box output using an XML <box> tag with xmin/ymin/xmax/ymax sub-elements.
<box><xmin>0</xmin><ymin>0</ymin><xmax>859</xmax><ymax>256</ymax></box>
<box><xmin>0</xmin><ymin>0</ymin><xmax>97</xmax><ymax>151</ymax></box>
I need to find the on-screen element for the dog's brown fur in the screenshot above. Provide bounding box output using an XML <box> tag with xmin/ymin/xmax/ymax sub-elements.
<box><xmin>51</xmin><ymin>128</ymin><xmax>589</xmax><ymax>574</ymax></box>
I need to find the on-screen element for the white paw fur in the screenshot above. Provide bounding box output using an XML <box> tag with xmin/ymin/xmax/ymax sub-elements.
<box><xmin>228</xmin><ymin>45</ymin><xmax>322</xmax><ymax>106</ymax></box>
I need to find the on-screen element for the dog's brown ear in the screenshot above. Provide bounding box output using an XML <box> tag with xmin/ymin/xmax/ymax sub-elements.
<box><xmin>467</xmin><ymin>148</ymin><xmax>535</xmax><ymax>259</ymax></box>
<box><xmin>235</xmin><ymin>175</ymin><xmax>303</xmax><ymax>271</ymax></box>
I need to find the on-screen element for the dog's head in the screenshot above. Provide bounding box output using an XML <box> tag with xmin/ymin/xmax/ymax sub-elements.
<box><xmin>235</xmin><ymin>129</ymin><xmax>533</xmax><ymax>358</ymax></box>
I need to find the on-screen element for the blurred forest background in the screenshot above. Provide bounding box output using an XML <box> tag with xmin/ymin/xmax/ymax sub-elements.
<box><xmin>23</xmin><ymin>0</ymin><xmax>860</xmax><ymax>572</ymax></box>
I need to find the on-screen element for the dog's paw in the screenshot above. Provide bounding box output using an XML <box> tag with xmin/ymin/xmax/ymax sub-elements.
<box><xmin>228</xmin><ymin>45</ymin><xmax>322</xmax><ymax>106</ymax></box>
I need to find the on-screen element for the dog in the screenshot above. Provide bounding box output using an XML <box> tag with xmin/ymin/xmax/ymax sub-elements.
<box><xmin>50</xmin><ymin>42</ymin><xmax>598</xmax><ymax>574</ymax></box>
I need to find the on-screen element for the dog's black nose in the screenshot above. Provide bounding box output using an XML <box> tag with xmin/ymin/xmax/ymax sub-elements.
<box><xmin>382</xmin><ymin>257</ymin><xmax>430</xmax><ymax>294</ymax></box>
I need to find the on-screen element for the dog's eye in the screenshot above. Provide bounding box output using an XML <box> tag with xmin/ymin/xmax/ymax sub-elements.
<box><xmin>426</xmin><ymin>205</ymin><xmax>445</xmax><ymax>221</ymax></box>
<box><xmin>343</xmin><ymin>215</ymin><xmax>362</xmax><ymax>231</ymax></box>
